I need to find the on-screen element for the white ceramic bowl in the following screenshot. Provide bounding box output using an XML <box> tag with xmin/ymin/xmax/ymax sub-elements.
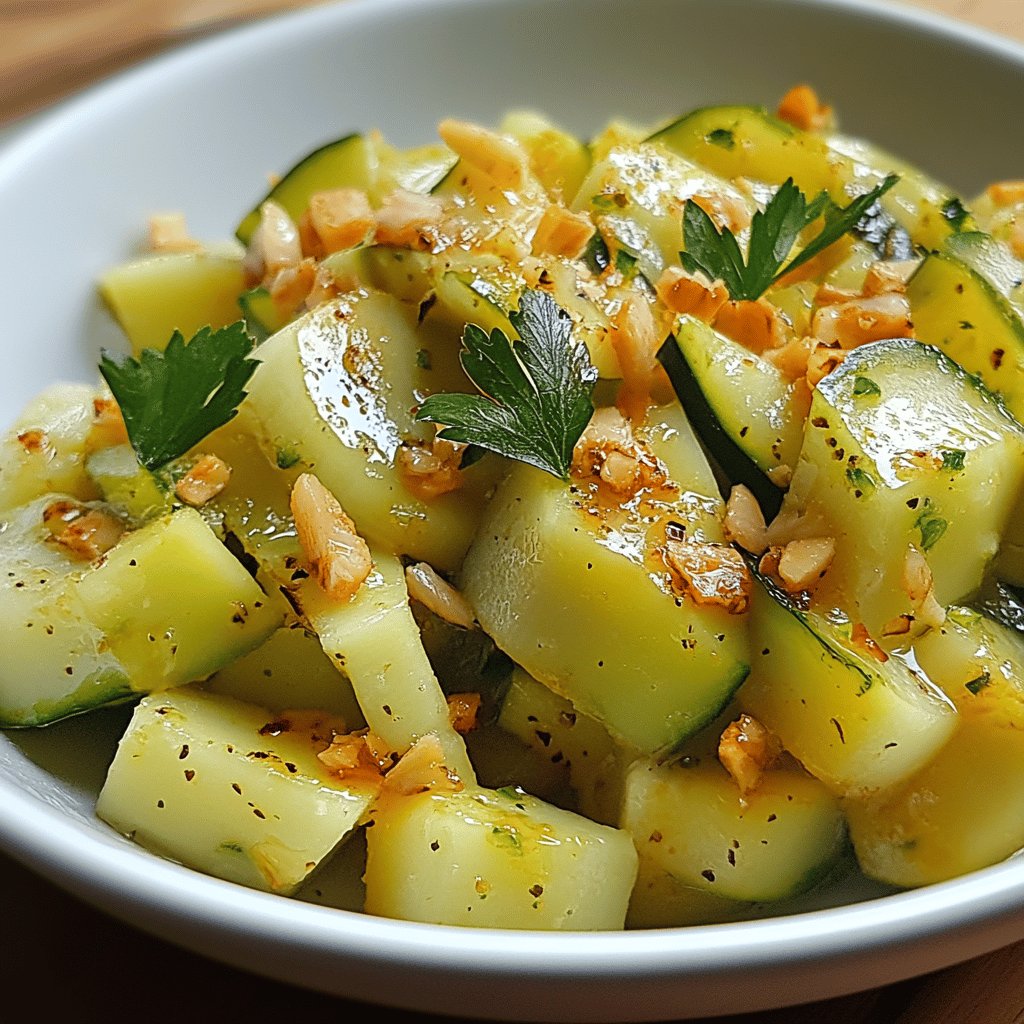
<box><xmin>3</xmin><ymin>0</ymin><xmax>1024</xmax><ymax>1019</ymax></box>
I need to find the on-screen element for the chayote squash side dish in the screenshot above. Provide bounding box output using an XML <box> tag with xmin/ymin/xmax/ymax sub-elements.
<box><xmin>5</xmin><ymin>84</ymin><xmax>1024</xmax><ymax>930</ymax></box>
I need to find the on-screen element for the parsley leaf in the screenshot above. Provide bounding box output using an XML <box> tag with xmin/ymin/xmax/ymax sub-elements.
<box><xmin>680</xmin><ymin>174</ymin><xmax>899</xmax><ymax>301</ymax></box>
<box><xmin>415</xmin><ymin>289</ymin><xmax>598</xmax><ymax>480</ymax></box>
<box><xmin>99</xmin><ymin>322</ymin><xmax>260</xmax><ymax>470</ymax></box>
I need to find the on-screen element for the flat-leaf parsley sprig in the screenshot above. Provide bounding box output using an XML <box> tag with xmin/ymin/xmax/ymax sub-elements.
<box><xmin>415</xmin><ymin>289</ymin><xmax>598</xmax><ymax>481</ymax></box>
<box><xmin>99</xmin><ymin>322</ymin><xmax>260</xmax><ymax>471</ymax></box>
<box><xmin>680</xmin><ymin>174</ymin><xmax>899</xmax><ymax>302</ymax></box>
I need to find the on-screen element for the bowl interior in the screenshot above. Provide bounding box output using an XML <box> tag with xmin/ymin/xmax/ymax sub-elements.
<box><xmin>3</xmin><ymin>0</ymin><xmax>1024</xmax><ymax>1019</ymax></box>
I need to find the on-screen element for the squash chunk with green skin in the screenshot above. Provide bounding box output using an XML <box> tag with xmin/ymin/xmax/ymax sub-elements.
<box><xmin>97</xmin><ymin>686</ymin><xmax>379</xmax><ymax>895</ymax></box>
<box><xmin>363</xmin><ymin>785</ymin><xmax>637</xmax><ymax>929</ymax></box>
<box><xmin>846</xmin><ymin>607</ymin><xmax>1024</xmax><ymax>887</ymax></box>
<box><xmin>773</xmin><ymin>339</ymin><xmax>1024</xmax><ymax>636</ymax></box>
<box><xmin>461</xmin><ymin>402</ymin><xmax>750</xmax><ymax>757</ymax></box>
<box><xmin>242</xmin><ymin>290</ymin><xmax>498</xmax><ymax>571</ymax></box>
<box><xmin>98</xmin><ymin>248</ymin><xmax>247</xmax><ymax>355</ymax></box>
<box><xmin>76</xmin><ymin>508</ymin><xmax>281</xmax><ymax>688</ymax></box>
<box><xmin>741</xmin><ymin>572</ymin><xmax>956</xmax><ymax>797</ymax></box>
<box><xmin>0</xmin><ymin>384</ymin><xmax>100</xmax><ymax>513</ymax></box>
<box><xmin>621</xmin><ymin>757</ymin><xmax>846</xmax><ymax>908</ymax></box>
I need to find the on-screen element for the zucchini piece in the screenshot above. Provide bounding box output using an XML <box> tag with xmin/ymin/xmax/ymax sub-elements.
<box><xmin>372</xmin><ymin>139</ymin><xmax>457</xmax><ymax>201</ymax></box>
<box><xmin>98</xmin><ymin>248</ymin><xmax>246</xmax><ymax>355</ymax></box>
<box><xmin>621</xmin><ymin>755</ymin><xmax>846</xmax><ymax>906</ymax></box>
<box><xmin>497</xmin><ymin>666</ymin><xmax>629</xmax><ymax>826</ymax></box>
<box><xmin>499</xmin><ymin>110</ymin><xmax>591</xmax><ymax>200</ymax></box>
<box><xmin>461</xmin><ymin>401</ymin><xmax>750</xmax><ymax>757</ymax></box>
<box><xmin>740</xmin><ymin>569</ymin><xmax>957</xmax><ymax>796</ymax></box>
<box><xmin>237</xmin><ymin>286</ymin><xmax>292</xmax><ymax>343</ymax></box>
<box><xmin>97</xmin><ymin>685</ymin><xmax>379</xmax><ymax>894</ymax></box>
<box><xmin>363</xmin><ymin>783</ymin><xmax>638</xmax><ymax>929</ymax></box>
<box><xmin>846</xmin><ymin>605</ymin><xmax>1024</xmax><ymax>886</ymax></box>
<box><xmin>907</xmin><ymin>233</ymin><xmax>1024</xmax><ymax>423</ymax></box>
<box><xmin>235</xmin><ymin>134</ymin><xmax>376</xmax><ymax>245</ymax></box>
<box><xmin>242</xmin><ymin>291</ymin><xmax>497</xmax><ymax>570</ymax></box>
<box><xmin>0</xmin><ymin>500</ymin><xmax>279</xmax><ymax>727</ymax></box>
<box><xmin>571</xmin><ymin>140</ymin><xmax>753</xmax><ymax>284</ymax></box>
<box><xmin>0</xmin><ymin>384</ymin><xmax>100</xmax><ymax>513</ymax></box>
<box><xmin>658</xmin><ymin>316</ymin><xmax>806</xmax><ymax>516</ymax></box>
<box><xmin>774</xmin><ymin>338</ymin><xmax>1024</xmax><ymax>635</ymax></box>
<box><xmin>84</xmin><ymin>444</ymin><xmax>171</xmax><ymax>523</ymax></box>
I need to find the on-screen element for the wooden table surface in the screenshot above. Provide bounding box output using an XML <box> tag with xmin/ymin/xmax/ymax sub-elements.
<box><xmin>3</xmin><ymin>1</ymin><xmax>1024</xmax><ymax>1021</ymax></box>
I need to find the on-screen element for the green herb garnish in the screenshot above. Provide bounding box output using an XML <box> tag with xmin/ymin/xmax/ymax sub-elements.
<box><xmin>942</xmin><ymin>196</ymin><xmax>970</xmax><ymax>231</ymax></box>
<box><xmin>852</xmin><ymin>376</ymin><xmax>881</xmax><ymax>398</ymax></box>
<box><xmin>614</xmin><ymin>248</ymin><xmax>638</xmax><ymax>278</ymax></box>
<box><xmin>941</xmin><ymin>449</ymin><xmax>966</xmax><ymax>472</ymax></box>
<box><xmin>846</xmin><ymin>467</ymin><xmax>877</xmax><ymax>494</ymax></box>
<box><xmin>99</xmin><ymin>322</ymin><xmax>259</xmax><ymax>471</ymax></box>
<box><xmin>415</xmin><ymin>290</ymin><xmax>597</xmax><ymax>481</ymax></box>
<box><xmin>706</xmin><ymin>128</ymin><xmax>735</xmax><ymax>150</ymax></box>
<box><xmin>915</xmin><ymin>504</ymin><xmax>948</xmax><ymax>551</ymax></box>
<box><xmin>965</xmin><ymin>670</ymin><xmax>991</xmax><ymax>695</ymax></box>
<box><xmin>680</xmin><ymin>174</ymin><xmax>899</xmax><ymax>301</ymax></box>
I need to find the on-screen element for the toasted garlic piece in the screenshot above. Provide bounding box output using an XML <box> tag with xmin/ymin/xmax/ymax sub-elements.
<box><xmin>438</xmin><ymin>118</ymin><xmax>529</xmax><ymax>191</ymax></box>
<box><xmin>175</xmin><ymin>454</ymin><xmax>232</xmax><ymax>507</ymax></box>
<box><xmin>724</xmin><ymin>484</ymin><xmax>769</xmax><ymax>555</ymax></box>
<box><xmin>405</xmin><ymin>562</ymin><xmax>477</xmax><ymax>630</ymax></box>
<box><xmin>714</xmin><ymin>298</ymin><xmax>788</xmax><ymax>355</ymax></box>
<box><xmin>48</xmin><ymin>505</ymin><xmax>124</xmax><ymax>561</ymax></box>
<box><xmin>806</xmin><ymin>342</ymin><xmax>847</xmax><ymax>387</ymax></box>
<box><xmin>903</xmin><ymin>546</ymin><xmax>946</xmax><ymax>630</ymax></box>
<box><xmin>986</xmin><ymin>181</ymin><xmax>1024</xmax><ymax>207</ymax></box>
<box><xmin>662</xmin><ymin>538</ymin><xmax>753</xmax><ymax>614</ymax></box>
<box><xmin>447</xmin><ymin>692</ymin><xmax>482</xmax><ymax>735</ymax></box>
<box><xmin>147</xmin><ymin>212</ymin><xmax>200</xmax><ymax>253</ymax></box>
<box><xmin>776</xmin><ymin>84</ymin><xmax>833</xmax><ymax>132</ymax></box>
<box><xmin>862</xmin><ymin>260</ymin><xmax>917</xmax><ymax>297</ymax></box>
<box><xmin>811</xmin><ymin>292</ymin><xmax>914</xmax><ymax>349</ymax></box>
<box><xmin>396</xmin><ymin>435</ymin><xmax>465</xmax><ymax>500</ymax></box>
<box><xmin>382</xmin><ymin>733</ymin><xmax>464</xmax><ymax>797</ymax></box>
<box><xmin>269</xmin><ymin>257</ymin><xmax>317</xmax><ymax>312</ymax></box>
<box><xmin>375</xmin><ymin>188</ymin><xmax>445</xmax><ymax>249</ymax></box>
<box><xmin>851</xmin><ymin>622</ymin><xmax>888</xmax><ymax>664</ymax></box>
<box><xmin>257</xmin><ymin>199</ymin><xmax>303</xmax><ymax>277</ymax></box>
<box><xmin>308</xmin><ymin>188</ymin><xmax>375</xmax><ymax>253</ymax></box>
<box><xmin>655</xmin><ymin>266</ymin><xmax>729</xmax><ymax>322</ymax></box>
<box><xmin>290</xmin><ymin>473</ymin><xmax>372</xmax><ymax>601</ymax></box>
<box><xmin>777</xmin><ymin>536</ymin><xmax>835</xmax><ymax>592</ymax></box>
<box><xmin>88</xmin><ymin>396</ymin><xmax>129</xmax><ymax>450</ymax></box>
<box><xmin>718</xmin><ymin>714</ymin><xmax>782</xmax><ymax>795</ymax></box>
<box><xmin>531</xmin><ymin>203</ymin><xmax>595</xmax><ymax>259</ymax></box>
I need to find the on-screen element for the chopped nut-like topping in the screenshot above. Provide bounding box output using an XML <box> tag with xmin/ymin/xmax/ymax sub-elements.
<box><xmin>375</xmin><ymin>189</ymin><xmax>445</xmax><ymax>250</ymax></box>
<box><xmin>147</xmin><ymin>212</ymin><xmax>201</xmax><ymax>253</ymax></box>
<box><xmin>724</xmin><ymin>484</ymin><xmax>768</xmax><ymax>555</ymax></box>
<box><xmin>718</xmin><ymin>714</ymin><xmax>782</xmax><ymax>794</ymax></box>
<box><xmin>806</xmin><ymin>342</ymin><xmax>847</xmax><ymax>387</ymax></box>
<box><xmin>766</xmin><ymin>464</ymin><xmax>793</xmax><ymax>488</ymax></box>
<box><xmin>89</xmin><ymin>397</ymin><xmax>129</xmax><ymax>450</ymax></box>
<box><xmin>531</xmin><ymin>204</ymin><xmax>595</xmax><ymax>259</ymax></box>
<box><xmin>52</xmin><ymin>508</ymin><xmax>124</xmax><ymax>561</ymax></box>
<box><xmin>256</xmin><ymin>199</ymin><xmax>303</xmax><ymax>277</ymax></box>
<box><xmin>290</xmin><ymin>473</ymin><xmax>372</xmax><ymax>601</ymax></box>
<box><xmin>405</xmin><ymin>562</ymin><xmax>477</xmax><ymax>630</ymax></box>
<box><xmin>317</xmin><ymin>732</ymin><xmax>379</xmax><ymax>774</ymax></box>
<box><xmin>447</xmin><ymin>692</ymin><xmax>482</xmax><ymax>734</ymax></box>
<box><xmin>714</xmin><ymin>298</ymin><xmax>788</xmax><ymax>355</ymax></box>
<box><xmin>662</xmin><ymin>539</ymin><xmax>753</xmax><ymax>614</ymax></box>
<box><xmin>382</xmin><ymin>733</ymin><xmax>464</xmax><ymax>797</ymax></box>
<box><xmin>655</xmin><ymin>266</ymin><xmax>729</xmax><ymax>322</ymax></box>
<box><xmin>903</xmin><ymin>546</ymin><xmax>946</xmax><ymax>630</ymax></box>
<box><xmin>765</xmin><ymin>334</ymin><xmax>815</xmax><ymax>380</ymax></box>
<box><xmin>882</xmin><ymin>614</ymin><xmax>914</xmax><ymax>637</ymax></box>
<box><xmin>862</xmin><ymin>260</ymin><xmax>916</xmax><ymax>297</ymax></box>
<box><xmin>986</xmin><ymin>181</ymin><xmax>1024</xmax><ymax>207</ymax></box>
<box><xmin>16</xmin><ymin>428</ymin><xmax>48</xmax><ymax>454</ymax></box>
<box><xmin>438</xmin><ymin>119</ymin><xmax>529</xmax><ymax>191</ymax></box>
<box><xmin>1010</xmin><ymin>220</ymin><xmax>1024</xmax><ymax>260</ymax></box>
<box><xmin>308</xmin><ymin>188</ymin><xmax>375</xmax><ymax>254</ymax></box>
<box><xmin>571</xmin><ymin>406</ymin><xmax>667</xmax><ymax>499</ymax></box>
<box><xmin>396</xmin><ymin>434</ymin><xmax>465</xmax><ymax>500</ymax></box>
<box><xmin>269</xmin><ymin>257</ymin><xmax>317</xmax><ymax>313</ymax></box>
<box><xmin>777</xmin><ymin>537</ymin><xmax>835</xmax><ymax>592</ymax></box>
<box><xmin>175</xmin><ymin>454</ymin><xmax>232</xmax><ymax>507</ymax></box>
<box><xmin>776</xmin><ymin>84</ymin><xmax>833</xmax><ymax>132</ymax></box>
<box><xmin>811</xmin><ymin>292</ymin><xmax>913</xmax><ymax>349</ymax></box>
<box><xmin>609</xmin><ymin>293</ymin><xmax>663</xmax><ymax>420</ymax></box>
<box><xmin>851</xmin><ymin>622</ymin><xmax>888</xmax><ymax>664</ymax></box>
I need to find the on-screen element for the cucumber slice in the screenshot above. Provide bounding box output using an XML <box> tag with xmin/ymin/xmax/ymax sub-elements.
<box><xmin>0</xmin><ymin>384</ymin><xmax>100</xmax><ymax>513</ymax></box>
<box><xmin>98</xmin><ymin>248</ymin><xmax>246</xmax><ymax>355</ymax></box>
<box><xmin>846</xmin><ymin>605</ymin><xmax>1024</xmax><ymax>886</ymax></box>
<box><xmin>775</xmin><ymin>338</ymin><xmax>1024</xmax><ymax>635</ymax></box>
<box><xmin>461</xmin><ymin>401</ymin><xmax>749</xmax><ymax>757</ymax></box>
<box><xmin>363</xmin><ymin>783</ymin><xmax>638</xmax><ymax>929</ymax></box>
<box><xmin>740</xmin><ymin>569</ymin><xmax>957</xmax><ymax>796</ymax></box>
<box><xmin>658</xmin><ymin>316</ymin><xmax>806</xmax><ymax>516</ymax></box>
<box><xmin>499</xmin><ymin>110</ymin><xmax>591</xmax><ymax>200</ymax></box>
<box><xmin>235</xmin><ymin>134</ymin><xmax>376</xmax><ymax>245</ymax></box>
<box><xmin>621</xmin><ymin>755</ymin><xmax>846</xmax><ymax>905</ymax></box>
<box><xmin>97</xmin><ymin>685</ymin><xmax>378</xmax><ymax>894</ymax></box>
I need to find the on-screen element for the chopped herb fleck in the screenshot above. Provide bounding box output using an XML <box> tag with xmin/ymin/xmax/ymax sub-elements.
<box><xmin>852</xmin><ymin>375</ymin><xmax>881</xmax><ymax>397</ymax></box>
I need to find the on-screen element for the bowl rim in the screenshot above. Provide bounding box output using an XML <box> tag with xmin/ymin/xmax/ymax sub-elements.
<box><xmin>3</xmin><ymin>0</ymin><xmax>1024</xmax><ymax>1011</ymax></box>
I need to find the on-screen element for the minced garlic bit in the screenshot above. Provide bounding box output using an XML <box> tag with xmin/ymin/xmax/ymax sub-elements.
<box><xmin>850</xmin><ymin>622</ymin><xmax>889</xmax><ymax>664</ymax></box>
<box><xmin>290</xmin><ymin>472</ymin><xmax>373</xmax><ymax>601</ymax></box>
<box><xmin>862</xmin><ymin>260</ymin><xmax>916</xmax><ymax>297</ymax></box>
<box><xmin>147</xmin><ymin>212</ymin><xmax>201</xmax><ymax>253</ymax></box>
<box><xmin>175</xmin><ymin>454</ymin><xmax>232</xmax><ymax>507</ymax></box>
<box><xmin>88</xmin><ymin>396</ymin><xmax>129</xmax><ymax>450</ymax></box>
<box><xmin>654</xmin><ymin>266</ymin><xmax>729</xmax><ymax>322</ymax></box>
<box><xmin>307</xmin><ymin>187</ymin><xmax>375</xmax><ymax>254</ymax></box>
<box><xmin>405</xmin><ymin>561</ymin><xmax>477</xmax><ymax>630</ymax></box>
<box><xmin>45</xmin><ymin>503</ymin><xmax>124</xmax><ymax>561</ymax></box>
<box><xmin>903</xmin><ymin>546</ymin><xmax>946</xmax><ymax>630</ymax></box>
<box><xmin>571</xmin><ymin>406</ymin><xmax>666</xmax><ymax>499</ymax></box>
<box><xmin>531</xmin><ymin>203</ymin><xmax>595</xmax><ymax>259</ymax></box>
<box><xmin>714</xmin><ymin>297</ymin><xmax>788</xmax><ymax>355</ymax></box>
<box><xmin>609</xmin><ymin>293</ymin><xmax>663</xmax><ymax>420</ymax></box>
<box><xmin>777</xmin><ymin>537</ymin><xmax>836</xmax><ymax>593</ymax></box>
<box><xmin>662</xmin><ymin>538</ymin><xmax>753</xmax><ymax>614</ymax></box>
<box><xmin>438</xmin><ymin>118</ymin><xmax>529</xmax><ymax>191</ymax></box>
<box><xmin>718</xmin><ymin>714</ymin><xmax>782</xmax><ymax>795</ymax></box>
<box><xmin>268</xmin><ymin>256</ymin><xmax>317</xmax><ymax>313</ymax></box>
<box><xmin>256</xmin><ymin>199</ymin><xmax>303</xmax><ymax>278</ymax></box>
<box><xmin>317</xmin><ymin>732</ymin><xmax>381</xmax><ymax>776</ymax></box>
<box><xmin>776</xmin><ymin>83</ymin><xmax>833</xmax><ymax>133</ymax></box>
<box><xmin>381</xmin><ymin>733</ymin><xmax>464</xmax><ymax>798</ymax></box>
<box><xmin>724</xmin><ymin>484</ymin><xmax>769</xmax><ymax>555</ymax></box>
<box><xmin>811</xmin><ymin>292</ymin><xmax>914</xmax><ymax>349</ymax></box>
<box><xmin>396</xmin><ymin>434</ymin><xmax>465</xmax><ymax>500</ymax></box>
<box><xmin>374</xmin><ymin>188</ymin><xmax>445</xmax><ymax>250</ymax></box>
<box><xmin>805</xmin><ymin>342</ymin><xmax>847</xmax><ymax>387</ymax></box>
<box><xmin>447</xmin><ymin>692</ymin><xmax>482</xmax><ymax>734</ymax></box>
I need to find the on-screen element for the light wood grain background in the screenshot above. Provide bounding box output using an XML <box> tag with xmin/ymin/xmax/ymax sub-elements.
<box><xmin>2</xmin><ymin>1</ymin><xmax>1024</xmax><ymax>1022</ymax></box>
